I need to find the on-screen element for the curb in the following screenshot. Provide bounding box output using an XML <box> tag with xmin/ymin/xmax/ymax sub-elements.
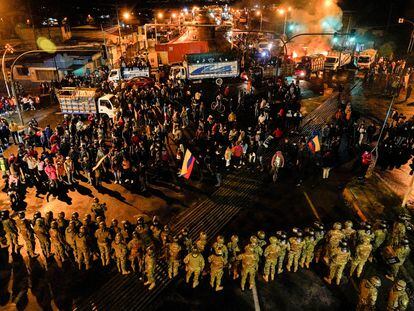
<box><xmin>342</xmin><ymin>187</ymin><xmax>368</xmax><ymax>222</ymax></box>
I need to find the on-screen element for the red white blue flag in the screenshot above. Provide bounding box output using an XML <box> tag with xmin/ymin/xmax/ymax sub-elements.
<box><xmin>308</xmin><ymin>134</ymin><xmax>321</xmax><ymax>153</ymax></box>
<box><xmin>180</xmin><ymin>149</ymin><xmax>195</xmax><ymax>179</ymax></box>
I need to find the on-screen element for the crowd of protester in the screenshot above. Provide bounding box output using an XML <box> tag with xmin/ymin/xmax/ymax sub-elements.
<box><xmin>0</xmin><ymin>60</ymin><xmax>400</xmax><ymax>209</ymax></box>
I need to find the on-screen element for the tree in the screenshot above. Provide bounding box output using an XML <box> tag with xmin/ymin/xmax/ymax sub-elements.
<box><xmin>378</xmin><ymin>41</ymin><xmax>396</xmax><ymax>59</ymax></box>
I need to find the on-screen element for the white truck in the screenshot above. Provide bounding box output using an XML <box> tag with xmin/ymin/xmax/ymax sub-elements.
<box><xmin>356</xmin><ymin>49</ymin><xmax>377</xmax><ymax>70</ymax></box>
<box><xmin>169</xmin><ymin>52</ymin><xmax>239</xmax><ymax>83</ymax></box>
<box><xmin>56</xmin><ymin>87</ymin><xmax>119</xmax><ymax>118</ymax></box>
<box><xmin>108</xmin><ymin>67</ymin><xmax>150</xmax><ymax>82</ymax></box>
<box><xmin>324</xmin><ymin>51</ymin><xmax>352</xmax><ymax>71</ymax></box>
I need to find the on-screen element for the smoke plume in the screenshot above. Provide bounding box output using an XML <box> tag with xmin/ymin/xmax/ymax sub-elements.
<box><xmin>282</xmin><ymin>0</ymin><xmax>343</xmax><ymax>56</ymax></box>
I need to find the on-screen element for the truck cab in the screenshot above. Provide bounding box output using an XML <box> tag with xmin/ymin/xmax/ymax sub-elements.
<box><xmin>169</xmin><ymin>65</ymin><xmax>187</xmax><ymax>80</ymax></box>
<box><xmin>57</xmin><ymin>87</ymin><xmax>119</xmax><ymax>119</ymax></box>
<box><xmin>108</xmin><ymin>67</ymin><xmax>150</xmax><ymax>82</ymax></box>
<box><xmin>97</xmin><ymin>94</ymin><xmax>119</xmax><ymax>119</ymax></box>
<box><xmin>324</xmin><ymin>56</ymin><xmax>340</xmax><ymax>71</ymax></box>
<box><xmin>356</xmin><ymin>49</ymin><xmax>377</xmax><ymax>70</ymax></box>
<box><xmin>324</xmin><ymin>52</ymin><xmax>351</xmax><ymax>71</ymax></box>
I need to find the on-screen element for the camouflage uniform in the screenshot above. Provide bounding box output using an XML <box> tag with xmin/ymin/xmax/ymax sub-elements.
<box><xmin>128</xmin><ymin>232</ymin><xmax>144</xmax><ymax>273</ymax></box>
<box><xmin>91</xmin><ymin>199</ymin><xmax>107</xmax><ymax>220</ymax></box>
<box><xmin>248</xmin><ymin>236</ymin><xmax>262</xmax><ymax>272</ymax></box>
<box><xmin>257</xmin><ymin>231</ymin><xmax>267</xmax><ymax>250</ymax></box>
<box><xmin>350</xmin><ymin>237</ymin><xmax>372</xmax><ymax>277</ymax></box>
<box><xmin>227</xmin><ymin>235</ymin><xmax>241</xmax><ymax>279</ymax></box>
<box><xmin>373</xmin><ymin>222</ymin><xmax>388</xmax><ymax>252</ymax></box>
<box><xmin>300</xmin><ymin>233</ymin><xmax>317</xmax><ymax>269</ymax></box>
<box><xmin>33</xmin><ymin>218</ymin><xmax>51</xmax><ymax>258</ymax></box>
<box><xmin>208</xmin><ymin>248</ymin><xmax>226</xmax><ymax>291</ymax></box>
<box><xmin>196</xmin><ymin>231</ymin><xmax>208</xmax><ymax>253</ymax></box>
<box><xmin>95</xmin><ymin>222</ymin><xmax>112</xmax><ymax>266</ymax></box>
<box><xmin>263</xmin><ymin>236</ymin><xmax>280</xmax><ymax>282</ymax></box>
<box><xmin>144</xmin><ymin>247</ymin><xmax>156</xmax><ymax>290</ymax></box>
<box><xmin>184</xmin><ymin>249</ymin><xmax>205</xmax><ymax>288</ymax></box>
<box><xmin>75</xmin><ymin>226</ymin><xmax>90</xmax><ymax>270</ymax></box>
<box><xmin>276</xmin><ymin>235</ymin><xmax>289</xmax><ymax>274</ymax></box>
<box><xmin>389</xmin><ymin>240</ymin><xmax>410</xmax><ymax>279</ymax></box>
<box><xmin>112</xmin><ymin>233</ymin><xmax>129</xmax><ymax>275</ymax></box>
<box><xmin>356</xmin><ymin>276</ymin><xmax>381</xmax><ymax>311</ymax></box>
<box><xmin>325</xmin><ymin>223</ymin><xmax>344</xmax><ymax>263</ymax></box>
<box><xmin>387</xmin><ymin>280</ymin><xmax>409</xmax><ymax>311</ymax></box>
<box><xmin>342</xmin><ymin>221</ymin><xmax>356</xmax><ymax>246</ymax></box>
<box><xmin>167</xmin><ymin>238</ymin><xmax>181</xmax><ymax>278</ymax></box>
<box><xmin>65</xmin><ymin>221</ymin><xmax>77</xmax><ymax>259</ymax></box>
<box><xmin>390</xmin><ymin>219</ymin><xmax>407</xmax><ymax>248</ymax></box>
<box><xmin>286</xmin><ymin>233</ymin><xmax>304</xmax><ymax>273</ymax></box>
<box><xmin>49</xmin><ymin>221</ymin><xmax>67</xmax><ymax>262</ymax></box>
<box><xmin>16</xmin><ymin>213</ymin><xmax>37</xmax><ymax>258</ymax></box>
<box><xmin>1</xmin><ymin>211</ymin><xmax>20</xmax><ymax>254</ymax></box>
<box><xmin>237</xmin><ymin>245</ymin><xmax>258</xmax><ymax>291</ymax></box>
<box><xmin>212</xmin><ymin>236</ymin><xmax>228</xmax><ymax>262</ymax></box>
<box><xmin>325</xmin><ymin>244</ymin><xmax>350</xmax><ymax>285</ymax></box>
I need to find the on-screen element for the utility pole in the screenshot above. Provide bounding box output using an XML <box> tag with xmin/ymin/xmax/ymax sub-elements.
<box><xmin>10</xmin><ymin>80</ymin><xmax>24</xmax><ymax>125</ymax></box>
<box><xmin>2</xmin><ymin>44</ymin><xmax>14</xmax><ymax>97</ymax></box>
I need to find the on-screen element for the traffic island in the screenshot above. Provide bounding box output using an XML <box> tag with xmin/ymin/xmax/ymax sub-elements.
<box><xmin>342</xmin><ymin>174</ymin><xmax>404</xmax><ymax>221</ymax></box>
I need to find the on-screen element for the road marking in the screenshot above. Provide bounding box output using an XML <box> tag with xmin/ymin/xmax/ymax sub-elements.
<box><xmin>252</xmin><ymin>284</ymin><xmax>261</xmax><ymax>311</ymax></box>
<box><xmin>346</xmin><ymin>189</ymin><xmax>368</xmax><ymax>222</ymax></box>
<box><xmin>303</xmin><ymin>191</ymin><xmax>321</xmax><ymax>221</ymax></box>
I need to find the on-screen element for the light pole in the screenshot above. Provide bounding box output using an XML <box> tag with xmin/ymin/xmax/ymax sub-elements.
<box><xmin>255</xmin><ymin>10</ymin><xmax>262</xmax><ymax>32</ymax></box>
<box><xmin>2</xmin><ymin>44</ymin><xmax>14</xmax><ymax>97</ymax></box>
<box><xmin>398</xmin><ymin>18</ymin><xmax>414</xmax><ymax>54</ymax></box>
<box><xmin>154</xmin><ymin>12</ymin><xmax>163</xmax><ymax>44</ymax></box>
<box><xmin>278</xmin><ymin>7</ymin><xmax>291</xmax><ymax>37</ymax></box>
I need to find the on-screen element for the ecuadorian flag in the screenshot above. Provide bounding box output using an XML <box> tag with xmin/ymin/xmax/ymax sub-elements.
<box><xmin>308</xmin><ymin>133</ymin><xmax>321</xmax><ymax>153</ymax></box>
<box><xmin>180</xmin><ymin>149</ymin><xmax>196</xmax><ymax>179</ymax></box>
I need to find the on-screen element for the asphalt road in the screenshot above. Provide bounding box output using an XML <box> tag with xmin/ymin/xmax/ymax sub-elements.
<box><xmin>154</xmin><ymin>71</ymin><xmax>414</xmax><ymax>311</ymax></box>
<box><xmin>0</xmin><ymin>69</ymin><xmax>381</xmax><ymax>311</ymax></box>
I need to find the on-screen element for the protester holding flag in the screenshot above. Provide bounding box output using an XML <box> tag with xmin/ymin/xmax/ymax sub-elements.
<box><xmin>180</xmin><ymin>149</ymin><xmax>196</xmax><ymax>180</ymax></box>
<box><xmin>321</xmin><ymin>149</ymin><xmax>335</xmax><ymax>179</ymax></box>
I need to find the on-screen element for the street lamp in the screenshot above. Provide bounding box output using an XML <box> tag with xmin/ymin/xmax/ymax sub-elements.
<box><xmin>123</xmin><ymin>12</ymin><xmax>131</xmax><ymax>20</ymax></box>
<box><xmin>256</xmin><ymin>10</ymin><xmax>263</xmax><ymax>32</ymax></box>
<box><xmin>278</xmin><ymin>7</ymin><xmax>291</xmax><ymax>36</ymax></box>
<box><xmin>2</xmin><ymin>44</ymin><xmax>14</xmax><ymax>97</ymax></box>
<box><xmin>398</xmin><ymin>18</ymin><xmax>414</xmax><ymax>53</ymax></box>
<box><xmin>154</xmin><ymin>12</ymin><xmax>163</xmax><ymax>44</ymax></box>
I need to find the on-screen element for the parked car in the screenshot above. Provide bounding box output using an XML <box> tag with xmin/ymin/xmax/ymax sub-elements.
<box><xmin>127</xmin><ymin>77</ymin><xmax>155</xmax><ymax>89</ymax></box>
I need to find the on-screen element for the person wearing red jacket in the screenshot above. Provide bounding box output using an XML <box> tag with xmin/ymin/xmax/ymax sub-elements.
<box><xmin>359</xmin><ymin>151</ymin><xmax>372</xmax><ymax>179</ymax></box>
<box><xmin>231</xmin><ymin>142</ymin><xmax>243</xmax><ymax>169</ymax></box>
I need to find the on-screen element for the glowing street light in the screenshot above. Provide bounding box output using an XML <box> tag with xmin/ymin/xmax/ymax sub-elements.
<box><xmin>2</xmin><ymin>44</ymin><xmax>14</xmax><ymax>97</ymax></box>
<box><xmin>172</xmin><ymin>12</ymin><xmax>177</xmax><ymax>19</ymax></box>
<box><xmin>255</xmin><ymin>10</ymin><xmax>263</xmax><ymax>31</ymax></box>
<box><xmin>277</xmin><ymin>7</ymin><xmax>291</xmax><ymax>36</ymax></box>
<box><xmin>157</xmin><ymin>12</ymin><xmax>164</xmax><ymax>19</ymax></box>
<box><xmin>122</xmin><ymin>12</ymin><xmax>131</xmax><ymax>20</ymax></box>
